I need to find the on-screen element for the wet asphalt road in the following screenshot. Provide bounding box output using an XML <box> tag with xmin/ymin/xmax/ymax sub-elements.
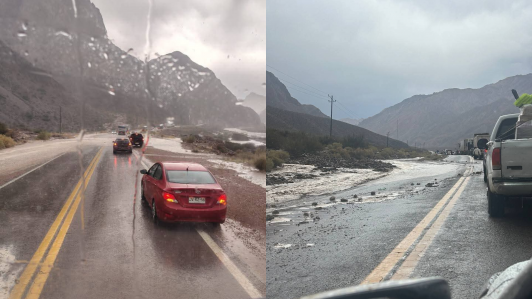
<box><xmin>0</xmin><ymin>134</ymin><xmax>263</xmax><ymax>299</ymax></box>
<box><xmin>266</xmin><ymin>155</ymin><xmax>527</xmax><ymax>299</ymax></box>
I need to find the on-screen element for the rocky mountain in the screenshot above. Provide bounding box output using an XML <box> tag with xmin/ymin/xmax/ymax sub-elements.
<box><xmin>359</xmin><ymin>74</ymin><xmax>531</xmax><ymax>148</ymax></box>
<box><xmin>238</xmin><ymin>92</ymin><xmax>265</xmax><ymax>123</ymax></box>
<box><xmin>259</xmin><ymin>109</ymin><xmax>266</xmax><ymax>124</ymax></box>
<box><xmin>340</xmin><ymin>118</ymin><xmax>365</xmax><ymax>126</ymax></box>
<box><xmin>0</xmin><ymin>40</ymin><xmax>113</xmax><ymax>131</ymax></box>
<box><xmin>0</xmin><ymin>0</ymin><xmax>260</xmax><ymax>130</ymax></box>
<box><xmin>266</xmin><ymin>71</ymin><xmax>328</xmax><ymax>118</ymax></box>
<box><xmin>240</xmin><ymin>92</ymin><xmax>265</xmax><ymax>113</ymax></box>
<box><xmin>267</xmin><ymin>106</ymin><xmax>409</xmax><ymax>148</ymax></box>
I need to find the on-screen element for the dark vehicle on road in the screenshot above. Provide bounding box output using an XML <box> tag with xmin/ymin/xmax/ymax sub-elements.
<box><xmin>129</xmin><ymin>132</ymin><xmax>144</xmax><ymax>147</ymax></box>
<box><xmin>112</xmin><ymin>138</ymin><xmax>132</xmax><ymax>154</ymax></box>
<box><xmin>140</xmin><ymin>162</ymin><xmax>227</xmax><ymax>224</ymax></box>
<box><xmin>473</xmin><ymin>133</ymin><xmax>490</xmax><ymax>159</ymax></box>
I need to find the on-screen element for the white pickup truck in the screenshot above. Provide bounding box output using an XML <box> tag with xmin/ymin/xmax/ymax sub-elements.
<box><xmin>485</xmin><ymin>113</ymin><xmax>532</xmax><ymax>217</ymax></box>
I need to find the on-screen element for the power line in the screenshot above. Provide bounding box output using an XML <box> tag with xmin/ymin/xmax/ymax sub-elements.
<box><xmin>285</xmin><ymin>84</ymin><xmax>329</xmax><ymax>101</ymax></box>
<box><xmin>267</xmin><ymin>64</ymin><xmax>329</xmax><ymax>96</ymax></box>
<box><xmin>335</xmin><ymin>102</ymin><xmax>358</xmax><ymax>120</ymax></box>
<box><xmin>336</xmin><ymin>100</ymin><xmax>361</xmax><ymax>119</ymax></box>
<box><xmin>280</xmin><ymin>78</ymin><xmax>329</xmax><ymax>99</ymax></box>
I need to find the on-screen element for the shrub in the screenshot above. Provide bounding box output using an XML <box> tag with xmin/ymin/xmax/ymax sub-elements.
<box><xmin>266</xmin><ymin>129</ymin><xmax>323</xmax><ymax>156</ymax></box>
<box><xmin>265</xmin><ymin>158</ymin><xmax>274</xmax><ymax>172</ymax></box>
<box><xmin>254</xmin><ymin>156</ymin><xmax>267</xmax><ymax>171</ymax></box>
<box><xmin>185</xmin><ymin>135</ymin><xmax>195</xmax><ymax>143</ymax></box>
<box><xmin>37</xmin><ymin>131</ymin><xmax>51</xmax><ymax>140</ymax></box>
<box><xmin>0</xmin><ymin>122</ymin><xmax>7</xmax><ymax>135</ymax></box>
<box><xmin>0</xmin><ymin>134</ymin><xmax>16</xmax><ymax>149</ymax></box>
<box><xmin>231</xmin><ymin>133</ymin><xmax>249</xmax><ymax>141</ymax></box>
<box><xmin>267</xmin><ymin>150</ymin><xmax>290</xmax><ymax>170</ymax></box>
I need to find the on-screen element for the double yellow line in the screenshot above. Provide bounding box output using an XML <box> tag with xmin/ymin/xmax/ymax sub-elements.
<box><xmin>10</xmin><ymin>147</ymin><xmax>103</xmax><ymax>299</ymax></box>
<box><xmin>361</xmin><ymin>172</ymin><xmax>471</xmax><ymax>284</ymax></box>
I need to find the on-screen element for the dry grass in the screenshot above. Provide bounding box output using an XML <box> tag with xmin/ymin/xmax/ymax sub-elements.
<box><xmin>0</xmin><ymin>134</ymin><xmax>16</xmax><ymax>149</ymax></box>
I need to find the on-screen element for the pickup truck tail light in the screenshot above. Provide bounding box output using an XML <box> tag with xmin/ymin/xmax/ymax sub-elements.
<box><xmin>492</xmin><ymin>147</ymin><xmax>501</xmax><ymax>170</ymax></box>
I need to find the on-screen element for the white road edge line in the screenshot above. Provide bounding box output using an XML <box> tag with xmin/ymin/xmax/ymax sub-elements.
<box><xmin>0</xmin><ymin>152</ymin><xmax>67</xmax><ymax>190</ymax></box>
<box><xmin>196</xmin><ymin>229</ymin><xmax>262</xmax><ymax>298</ymax></box>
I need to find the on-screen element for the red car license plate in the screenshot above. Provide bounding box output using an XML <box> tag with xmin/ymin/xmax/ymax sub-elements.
<box><xmin>189</xmin><ymin>197</ymin><xmax>205</xmax><ymax>204</ymax></box>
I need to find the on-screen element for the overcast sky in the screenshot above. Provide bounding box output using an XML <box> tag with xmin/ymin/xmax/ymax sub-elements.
<box><xmin>91</xmin><ymin>0</ymin><xmax>265</xmax><ymax>99</ymax></box>
<box><xmin>267</xmin><ymin>0</ymin><xmax>532</xmax><ymax>119</ymax></box>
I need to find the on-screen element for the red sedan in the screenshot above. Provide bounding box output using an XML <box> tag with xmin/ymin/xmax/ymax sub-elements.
<box><xmin>140</xmin><ymin>162</ymin><xmax>227</xmax><ymax>224</ymax></box>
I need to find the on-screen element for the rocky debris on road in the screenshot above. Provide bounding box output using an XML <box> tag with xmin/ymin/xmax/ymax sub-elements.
<box><xmin>330</xmin><ymin>196</ymin><xmax>336</xmax><ymax>201</ymax></box>
<box><xmin>266</xmin><ymin>172</ymin><xmax>318</xmax><ymax>185</ymax></box>
<box><xmin>341</xmin><ymin>198</ymin><xmax>348</xmax><ymax>202</ymax></box>
<box><xmin>266</xmin><ymin>214</ymin><xmax>275</xmax><ymax>221</ymax></box>
<box><xmin>288</xmin><ymin>153</ymin><xmax>395</xmax><ymax>172</ymax></box>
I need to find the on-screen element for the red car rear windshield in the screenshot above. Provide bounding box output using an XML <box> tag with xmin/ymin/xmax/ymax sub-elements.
<box><xmin>166</xmin><ymin>170</ymin><xmax>216</xmax><ymax>184</ymax></box>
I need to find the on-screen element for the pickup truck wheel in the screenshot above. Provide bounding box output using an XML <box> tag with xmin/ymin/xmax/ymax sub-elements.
<box><xmin>487</xmin><ymin>189</ymin><xmax>505</xmax><ymax>217</ymax></box>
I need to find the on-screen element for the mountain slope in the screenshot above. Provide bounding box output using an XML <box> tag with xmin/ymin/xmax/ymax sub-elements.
<box><xmin>340</xmin><ymin>118</ymin><xmax>365</xmax><ymax>126</ymax></box>
<box><xmin>0</xmin><ymin>40</ymin><xmax>112</xmax><ymax>131</ymax></box>
<box><xmin>359</xmin><ymin>74</ymin><xmax>532</xmax><ymax>148</ymax></box>
<box><xmin>0</xmin><ymin>0</ymin><xmax>260</xmax><ymax>129</ymax></box>
<box><xmin>240</xmin><ymin>92</ymin><xmax>266</xmax><ymax>114</ymax></box>
<box><xmin>267</xmin><ymin>106</ymin><xmax>409</xmax><ymax>148</ymax></box>
<box><xmin>266</xmin><ymin>71</ymin><xmax>328</xmax><ymax>118</ymax></box>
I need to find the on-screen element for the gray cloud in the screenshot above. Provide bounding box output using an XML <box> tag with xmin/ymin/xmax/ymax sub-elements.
<box><xmin>91</xmin><ymin>0</ymin><xmax>265</xmax><ymax>99</ymax></box>
<box><xmin>267</xmin><ymin>0</ymin><xmax>532</xmax><ymax>119</ymax></box>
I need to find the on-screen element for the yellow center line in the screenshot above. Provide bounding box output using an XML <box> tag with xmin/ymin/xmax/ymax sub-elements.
<box><xmin>360</xmin><ymin>175</ymin><xmax>467</xmax><ymax>284</ymax></box>
<box><xmin>392</xmin><ymin>177</ymin><xmax>471</xmax><ymax>280</ymax></box>
<box><xmin>25</xmin><ymin>151</ymin><xmax>101</xmax><ymax>299</ymax></box>
<box><xmin>9</xmin><ymin>147</ymin><xmax>103</xmax><ymax>299</ymax></box>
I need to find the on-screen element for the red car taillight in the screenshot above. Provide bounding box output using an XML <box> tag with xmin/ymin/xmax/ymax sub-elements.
<box><xmin>492</xmin><ymin>147</ymin><xmax>501</xmax><ymax>170</ymax></box>
<box><xmin>163</xmin><ymin>191</ymin><xmax>178</xmax><ymax>203</ymax></box>
<box><xmin>217</xmin><ymin>194</ymin><xmax>227</xmax><ymax>205</ymax></box>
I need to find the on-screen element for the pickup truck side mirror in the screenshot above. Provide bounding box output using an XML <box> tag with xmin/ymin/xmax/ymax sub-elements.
<box><xmin>140</xmin><ymin>169</ymin><xmax>147</xmax><ymax>174</ymax></box>
<box><xmin>300</xmin><ymin>277</ymin><xmax>450</xmax><ymax>299</ymax></box>
<box><xmin>487</xmin><ymin>141</ymin><xmax>494</xmax><ymax>147</ymax></box>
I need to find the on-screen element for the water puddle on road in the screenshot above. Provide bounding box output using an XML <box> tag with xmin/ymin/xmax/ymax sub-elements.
<box><xmin>273</xmin><ymin>243</ymin><xmax>293</xmax><ymax>249</ymax></box>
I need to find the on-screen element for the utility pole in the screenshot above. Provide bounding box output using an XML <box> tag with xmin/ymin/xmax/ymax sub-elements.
<box><xmin>328</xmin><ymin>94</ymin><xmax>336</xmax><ymax>138</ymax></box>
<box><xmin>387</xmin><ymin>131</ymin><xmax>390</xmax><ymax>148</ymax></box>
<box><xmin>59</xmin><ymin>106</ymin><xmax>62</xmax><ymax>133</ymax></box>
